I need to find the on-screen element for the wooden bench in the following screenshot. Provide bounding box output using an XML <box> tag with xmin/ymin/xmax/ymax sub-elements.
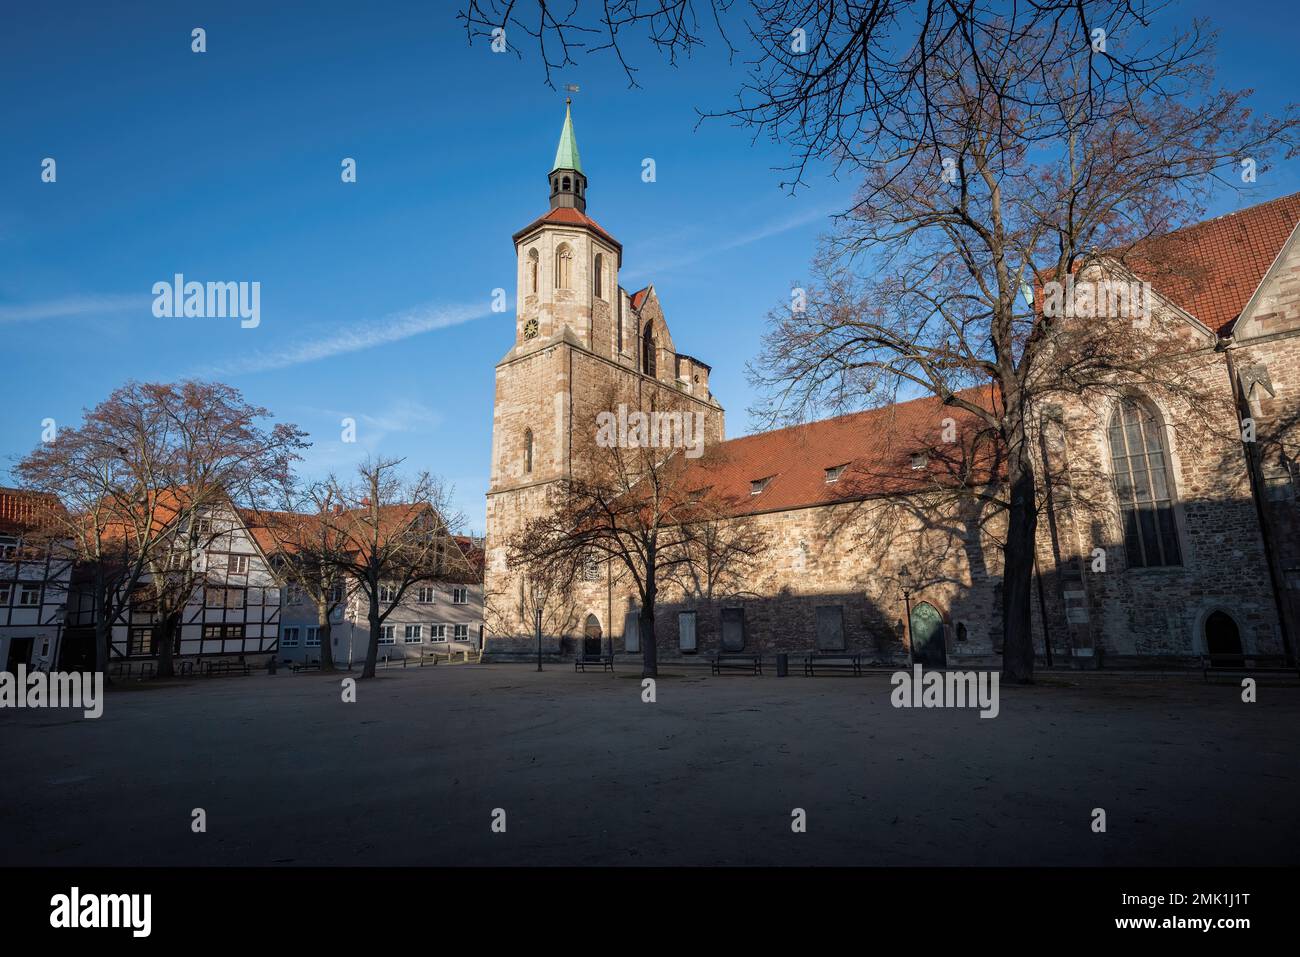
<box><xmin>291</xmin><ymin>660</ymin><xmax>322</xmax><ymax>673</ymax></box>
<box><xmin>575</xmin><ymin>654</ymin><xmax>614</xmax><ymax>673</ymax></box>
<box><xmin>804</xmin><ymin>653</ymin><xmax>863</xmax><ymax>676</ymax></box>
<box><xmin>1201</xmin><ymin>653</ymin><xmax>1297</xmax><ymax>682</ymax></box>
<box><xmin>711</xmin><ymin>654</ymin><xmax>763</xmax><ymax>675</ymax></box>
<box><xmin>110</xmin><ymin>660</ymin><xmax>156</xmax><ymax>680</ymax></box>
<box><xmin>203</xmin><ymin>660</ymin><xmax>251</xmax><ymax>678</ymax></box>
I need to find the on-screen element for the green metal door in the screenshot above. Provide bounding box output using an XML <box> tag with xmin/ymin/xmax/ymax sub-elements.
<box><xmin>910</xmin><ymin>601</ymin><xmax>946</xmax><ymax>668</ymax></box>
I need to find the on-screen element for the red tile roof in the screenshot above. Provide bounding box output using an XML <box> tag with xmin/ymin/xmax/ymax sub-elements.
<box><xmin>679</xmin><ymin>385</ymin><xmax>1002</xmax><ymax>517</ymax></box>
<box><xmin>629</xmin><ymin>286</ymin><xmax>651</xmax><ymax>310</ymax></box>
<box><xmin>513</xmin><ymin>207</ymin><xmax>622</xmax><ymax>255</ymax></box>
<box><xmin>0</xmin><ymin>486</ymin><xmax>68</xmax><ymax>535</ymax></box>
<box><xmin>1123</xmin><ymin>191</ymin><xmax>1300</xmax><ymax>334</ymax></box>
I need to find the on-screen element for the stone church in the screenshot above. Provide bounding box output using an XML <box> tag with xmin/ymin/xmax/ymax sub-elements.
<box><xmin>484</xmin><ymin>104</ymin><xmax>1300</xmax><ymax>669</ymax></box>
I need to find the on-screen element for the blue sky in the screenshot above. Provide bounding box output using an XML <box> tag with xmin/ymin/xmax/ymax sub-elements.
<box><xmin>2</xmin><ymin>0</ymin><xmax>1297</xmax><ymax>533</ymax></box>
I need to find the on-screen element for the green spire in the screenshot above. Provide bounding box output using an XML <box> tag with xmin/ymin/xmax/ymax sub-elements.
<box><xmin>550</xmin><ymin>100</ymin><xmax>583</xmax><ymax>174</ymax></box>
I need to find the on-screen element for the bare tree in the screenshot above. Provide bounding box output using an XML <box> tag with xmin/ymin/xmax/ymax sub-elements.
<box><xmin>245</xmin><ymin>483</ymin><xmax>355</xmax><ymax>672</ymax></box>
<box><xmin>326</xmin><ymin>457</ymin><xmax>471</xmax><ymax>679</ymax></box>
<box><xmin>458</xmin><ymin>1</ymin><xmax>1200</xmax><ymax>188</ymax></box>
<box><xmin>15</xmin><ymin>381</ymin><xmax>305</xmax><ymax>678</ymax></box>
<box><xmin>750</xmin><ymin>28</ymin><xmax>1298</xmax><ymax>680</ymax></box>
<box><xmin>507</xmin><ymin>385</ymin><xmax>753</xmax><ymax>676</ymax></box>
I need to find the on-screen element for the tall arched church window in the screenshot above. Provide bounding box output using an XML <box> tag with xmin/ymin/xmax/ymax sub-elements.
<box><xmin>555</xmin><ymin>244</ymin><xmax>573</xmax><ymax>290</ymax></box>
<box><xmin>527</xmin><ymin>249</ymin><xmax>539</xmax><ymax>294</ymax></box>
<box><xmin>1107</xmin><ymin>398</ymin><xmax>1182</xmax><ymax>567</ymax></box>
<box><xmin>642</xmin><ymin>323</ymin><xmax>656</xmax><ymax>377</ymax></box>
<box><xmin>593</xmin><ymin>253</ymin><xmax>604</xmax><ymax>298</ymax></box>
<box><xmin>524</xmin><ymin>429</ymin><xmax>533</xmax><ymax>474</ymax></box>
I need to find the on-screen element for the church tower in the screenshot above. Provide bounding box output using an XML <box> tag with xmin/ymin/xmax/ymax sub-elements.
<box><xmin>484</xmin><ymin>104</ymin><xmax>725</xmax><ymax>653</ymax></box>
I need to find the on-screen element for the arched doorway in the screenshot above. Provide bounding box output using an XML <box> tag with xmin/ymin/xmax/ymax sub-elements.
<box><xmin>1204</xmin><ymin>610</ymin><xmax>1242</xmax><ymax>659</ymax></box>
<box><xmin>910</xmin><ymin>601</ymin><xmax>946</xmax><ymax>668</ymax></box>
<box><xmin>583</xmin><ymin>614</ymin><xmax>603</xmax><ymax>657</ymax></box>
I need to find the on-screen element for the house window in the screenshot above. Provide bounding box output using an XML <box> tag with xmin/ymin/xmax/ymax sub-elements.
<box><xmin>228</xmin><ymin>555</ymin><xmax>250</xmax><ymax>575</ymax></box>
<box><xmin>306</xmin><ymin>627</ymin><xmax>320</xmax><ymax>647</ymax></box>
<box><xmin>453</xmin><ymin>624</ymin><xmax>469</xmax><ymax>640</ymax></box>
<box><xmin>642</xmin><ymin>324</ymin><xmax>656</xmax><ymax>376</ymax></box>
<box><xmin>380</xmin><ymin>625</ymin><xmax>395</xmax><ymax>644</ymax></box>
<box><xmin>593</xmin><ymin>253</ymin><xmax>604</xmax><ymax>298</ymax></box>
<box><xmin>378</xmin><ymin>584</ymin><xmax>396</xmax><ymax>602</ymax></box>
<box><xmin>128</xmin><ymin>627</ymin><xmax>155</xmax><ymax>657</ymax></box>
<box><xmin>329</xmin><ymin>582</ymin><xmax>344</xmax><ymax>603</ymax></box>
<box><xmin>282</xmin><ymin>627</ymin><xmax>300</xmax><ymax>648</ymax></box>
<box><xmin>195</xmin><ymin>518</ymin><xmax>212</xmax><ymax>536</ymax></box>
<box><xmin>418</xmin><ymin>586</ymin><xmax>436</xmax><ymax>603</ymax></box>
<box><xmin>824</xmin><ymin>464</ymin><xmax>846</xmax><ymax>483</ymax></box>
<box><xmin>18</xmin><ymin>585</ymin><xmax>40</xmax><ymax>606</ymax></box>
<box><xmin>750</xmin><ymin>477</ymin><xmax>772</xmax><ymax>495</ymax></box>
<box><xmin>910</xmin><ymin>453</ymin><xmax>928</xmax><ymax>470</ymax></box>
<box><xmin>404</xmin><ymin>624</ymin><xmax>422</xmax><ymax>643</ymax></box>
<box><xmin>524</xmin><ymin>429</ymin><xmax>534</xmax><ymax>474</ymax></box>
<box><xmin>555</xmin><ymin>244</ymin><xmax>573</xmax><ymax>289</ymax></box>
<box><xmin>0</xmin><ymin>536</ymin><xmax>17</xmax><ymax>559</ymax></box>
<box><xmin>449</xmin><ymin>586</ymin><xmax>466</xmax><ymax>604</ymax></box>
<box><xmin>0</xmin><ymin>584</ymin><xmax>10</xmax><ymax>605</ymax></box>
<box><xmin>430</xmin><ymin>624</ymin><xmax>447</xmax><ymax>640</ymax></box>
<box><xmin>1107</xmin><ymin>398</ymin><xmax>1182</xmax><ymax>567</ymax></box>
<box><xmin>528</xmin><ymin>248</ymin><xmax>539</xmax><ymax>294</ymax></box>
<box><xmin>168</xmin><ymin>550</ymin><xmax>187</xmax><ymax>571</ymax></box>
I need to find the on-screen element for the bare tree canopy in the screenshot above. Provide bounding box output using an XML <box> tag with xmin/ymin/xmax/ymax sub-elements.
<box><xmin>15</xmin><ymin>380</ymin><xmax>308</xmax><ymax>678</ymax></box>
<box><xmin>459</xmin><ymin>0</ymin><xmax>1226</xmax><ymax>188</ymax></box>
<box><xmin>324</xmin><ymin>457</ymin><xmax>471</xmax><ymax>679</ymax></box>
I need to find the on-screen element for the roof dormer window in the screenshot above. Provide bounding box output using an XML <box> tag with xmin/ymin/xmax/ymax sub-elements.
<box><xmin>824</xmin><ymin>464</ymin><xmax>847</xmax><ymax>484</ymax></box>
<box><xmin>910</xmin><ymin>453</ymin><xmax>928</xmax><ymax>470</ymax></box>
<box><xmin>750</xmin><ymin>476</ymin><xmax>773</xmax><ymax>495</ymax></box>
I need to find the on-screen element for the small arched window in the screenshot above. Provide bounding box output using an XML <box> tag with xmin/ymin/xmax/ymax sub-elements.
<box><xmin>524</xmin><ymin>429</ymin><xmax>533</xmax><ymax>474</ymax></box>
<box><xmin>562</xmin><ymin>177</ymin><xmax>571</xmax><ymax>191</ymax></box>
<box><xmin>555</xmin><ymin>244</ymin><xmax>573</xmax><ymax>290</ymax></box>
<box><xmin>642</xmin><ymin>323</ymin><xmax>656</xmax><ymax>377</ymax></box>
<box><xmin>527</xmin><ymin>249</ymin><xmax>539</xmax><ymax>294</ymax></box>
<box><xmin>1107</xmin><ymin>397</ymin><xmax>1182</xmax><ymax>567</ymax></box>
<box><xmin>593</xmin><ymin>253</ymin><xmax>604</xmax><ymax>298</ymax></box>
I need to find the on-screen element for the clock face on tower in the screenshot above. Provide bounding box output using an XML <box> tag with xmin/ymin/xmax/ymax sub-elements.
<box><xmin>524</xmin><ymin>318</ymin><xmax>539</xmax><ymax>339</ymax></box>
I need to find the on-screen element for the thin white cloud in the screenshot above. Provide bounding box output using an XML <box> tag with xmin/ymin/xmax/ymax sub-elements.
<box><xmin>0</xmin><ymin>293</ymin><xmax>144</xmax><ymax>323</ymax></box>
<box><xmin>204</xmin><ymin>301</ymin><xmax>493</xmax><ymax>376</ymax></box>
<box><xmin>623</xmin><ymin>203</ymin><xmax>838</xmax><ymax>284</ymax></box>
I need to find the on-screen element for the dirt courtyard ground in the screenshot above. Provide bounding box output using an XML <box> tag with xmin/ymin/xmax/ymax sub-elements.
<box><xmin>2</xmin><ymin>663</ymin><xmax>1296</xmax><ymax>866</ymax></box>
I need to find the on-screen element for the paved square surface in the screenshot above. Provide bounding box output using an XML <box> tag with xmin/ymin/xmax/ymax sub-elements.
<box><xmin>2</xmin><ymin>663</ymin><xmax>1297</xmax><ymax>865</ymax></box>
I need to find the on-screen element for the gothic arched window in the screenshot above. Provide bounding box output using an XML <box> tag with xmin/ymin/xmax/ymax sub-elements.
<box><xmin>527</xmin><ymin>249</ymin><xmax>539</xmax><ymax>294</ymax></box>
<box><xmin>1107</xmin><ymin>397</ymin><xmax>1182</xmax><ymax>567</ymax></box>
<box><xmin>593</xmin><ymin>253</ymin><xmax>604</xmax><ymax>298</ymax></box>
<box><xmin>524</xmin><ymin>429</ymin><xmax>533</xmax><ymax>474</ymax></box>
<box><xmin>555</xmin><ymin>244</ymin><xmax>573</xmax><ymax>290</ymax></box>
<box><xmin>642</xmin><ymin>323</ymin><xmax>656</xmax><ymax>377</ymax></box>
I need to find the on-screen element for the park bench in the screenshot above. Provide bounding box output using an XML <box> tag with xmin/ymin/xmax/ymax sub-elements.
<box><xmin>203</xmin><ymin>660</ymin><xmax>251</xmax><ymax>678</ymax></box>
<box><xmin>1200</xmin><ymin>653</ymin><xmax>1297</xmax><ymax>682</ymax></box>
<box><xmin>803</xmin><ymin>653</ymin><xmax>863</xmax><ymax>676</ymax></box>
<box><xmin>575</xmin><ymin>653</ymin><xmax>615</xmax><ymax>673</ymax></box>
<box><xmin>291</xmin><ymin>660</ymin><xmax>322</xmax><ymax>673</ymax></box>
<box><xmin>710</xmin><ymin>653</ymin><xmax>763</xmax><ymax>675</ymax></box>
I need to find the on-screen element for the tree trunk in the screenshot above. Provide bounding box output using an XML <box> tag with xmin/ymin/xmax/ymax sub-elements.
<box><xmin>316</xmin><ymin>600</ymin><xmax>336</xmax><ymax>671</ymax></box>
<box><xmin>1001</xmin><ymin>437</ymin><xmax>1038</xmax><ymax>683</ymax></box>
<box><xmin>640</xmin><ymin>586</ymin><xmax>658</xmax><ymax>679</ymax></box>
<box><xmin>93</xmin><ymin>571</ymin><xmax>111</xmax><ymax>684</ymax></box>
<box><xmin>156</xmin><ymin>610</ymin><xmax>180</xmax><ymax>679</ymax></box>
<box><xmin>361</xmin><ymin>601</ymin><xmax>381</xmax><ymax>679</ymax></box>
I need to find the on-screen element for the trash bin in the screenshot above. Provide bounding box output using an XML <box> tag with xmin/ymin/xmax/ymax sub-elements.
<box><xmin>776</xmin><ymin>653</ymin><xmax>788</xmax><ymax>677</ymax></box>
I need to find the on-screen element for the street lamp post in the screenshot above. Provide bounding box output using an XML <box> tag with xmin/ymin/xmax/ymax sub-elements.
<box><xmin>535</xmin><ymin>606</ymin><xmax>543</xmax><ymax>673</ymax></box>
<box><xmin>899</xmin><ymin>564</ymin><xmax>915</xmax><ymax>669</ymax></box>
